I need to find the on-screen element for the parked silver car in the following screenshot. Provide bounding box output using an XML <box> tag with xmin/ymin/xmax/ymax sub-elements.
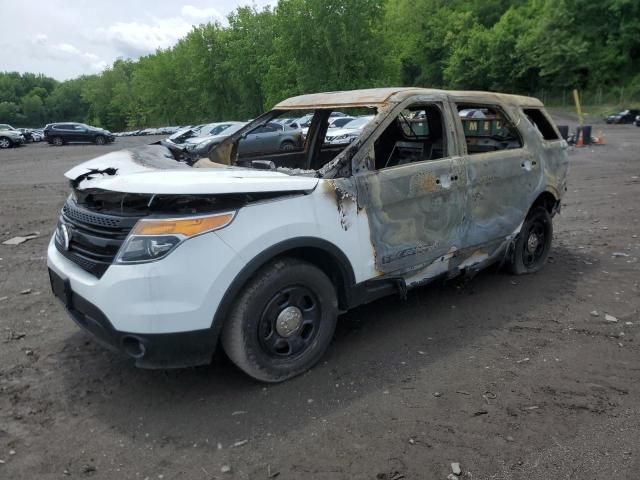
<box><xmin>179</xmin><ymin>121</ymin><xmax>303</xmax><ymax>159</ymax></box>
<box><xmin>0</xmin><ymin>124</ymin><xmax>25</xmax><ymax>148</ymax></box>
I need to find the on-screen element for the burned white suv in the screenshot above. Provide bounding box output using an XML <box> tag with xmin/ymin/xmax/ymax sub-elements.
<box><xmin>48</xmin><ymin>88</ymin><xmax>568</xmax><ymax>382</ymax></box>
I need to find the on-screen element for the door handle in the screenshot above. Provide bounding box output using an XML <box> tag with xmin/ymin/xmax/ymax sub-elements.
<box><xmin>521</xmin><ymin>159</ymin><xmax>537</xmax><ymax>171</ymax></box>
<box><xmin>435</xmin><ymin>174</ymin><xmax>457</xmax><ymax>188</ymax></box>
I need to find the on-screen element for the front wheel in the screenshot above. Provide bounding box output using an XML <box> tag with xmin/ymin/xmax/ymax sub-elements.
<box><xmin>507</xmin><ymin>206</ymin><xmax>553</xmax><ymax>275</ymax></box>
<box><xmin>95</xmin><ymin>135</ymin><xmax>106</xmax><ymax>145</ymax></box>
<box><xmin>0</xmin><ymin>137</ymin><xmax>12</xmax><ymax>149</ymax></box>
<box><xmin>221</xmin><ymin>258</ymin><xmax>338</xmax><ymax>382</ymax></box>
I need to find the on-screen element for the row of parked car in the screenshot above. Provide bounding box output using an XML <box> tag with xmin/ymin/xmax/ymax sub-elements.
<box><xmin>0</xmin><ymin>122</ymin><xmax>116</xmax><ymax>148</ymax></box>
<box><xmin>0</xmin><ymin>124</ymin><xmax>47</xmax><ymax>148</ymax></box>
<box><xmin>156</xmin><ymin>112</ymin><xmax>381</xmax><ymax>160</ymax></box>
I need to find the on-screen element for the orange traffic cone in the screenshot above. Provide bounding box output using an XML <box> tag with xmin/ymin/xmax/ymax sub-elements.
<box><xmin>594</xmin><ymin>130</ymin><xmax>605</xmax><ymax>145</ymax></box>
<box><xmin>576</xmin><ymin>128</ymin><xmax>584</xmax><ymax>147</ymax></box>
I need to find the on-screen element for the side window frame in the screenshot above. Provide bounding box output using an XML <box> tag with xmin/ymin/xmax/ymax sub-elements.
<box><xmin>450</xmin><ymin>101</ymin><xmax>525</xmax><ymax>157</ymax></box>
<box><xmin>351</xmin><ymin>94</ymin><xmax>459</xmax><ymax>175</ymax></box>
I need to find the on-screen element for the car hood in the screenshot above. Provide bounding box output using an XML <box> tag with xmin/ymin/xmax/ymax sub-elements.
<box><xmin>184</xmin><ymin>132</ymin><xmax>230</xmax><ymax>146</ymax></box>
<box><xmin>1</xmin><ymin>129</ymin><xmax>22</xmax><ymax>137</ymax></box>
<box><xmin>64</xmin><ymin>145</ymin><xmax>319</xmax><ymax>194</ymax></box>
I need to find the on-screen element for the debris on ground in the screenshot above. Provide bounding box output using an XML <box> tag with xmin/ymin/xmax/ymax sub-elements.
<box><xmin>2</xmin><ymin>232</ymin><xmax>40</xmax><ymax>245</ymax></box>
<box><xmin>220</xmin><ymin>465</ymin><xmax>232</xmax><ymax>474</ymax></box>
<box><xmin>433</xmin><ymin>392</ymin><xmax>442</xmax><ymax>397</ymax></box>
<box><xmin>612</xmin><ymin>252</ymin><xmax>630</xmax><ymax>258</ymax></box>
<box><xmin>605</xmin><ymin>314</ymin><xmax>618</xmax><ymax>323</ymax></box>
<box><xmin>231</xmin><ymin>410</ymin><xmax>247</xmax><ymax>416</ymax></box>
<box><xmin>82</xmin><ymin>464</ymin><xmax>96</xmax><ymax>474</ymax></box>
<box><xmin>19</xmin><ymin>289</ymin><xmax>32</xmax><ymax>295</ymax></box>
<box><xmin>0</xmin><ymin>296</ymin><xmax>8</xmax><ymax>302</ymax></box>
<box><xmin>231</xmin><ymin>440</ymin><xmax>248</xmax><ymax>448</ymax></box>
<box><xmin>451</xmin><ymin>462</ymin><xmax>462</xmax><ymax>475</ymax></box>
<box><xmin>516</xmin><ymin>357</ymin><xmax>530</xmax><ymax>363</ymax></box>
<box><xmin>267</xmin><ymin>464</ymin><xmax>280</xmax><ymax>478</ymax></box>
<box><xmin>590</xmin><ymin>310</ymin><xmax>599</xmax><ymax>317</ymax></box>
<box><xmin>5</xmin><ymin>330</ymin><xmax>26</xmax><ymax>341</ymax></box>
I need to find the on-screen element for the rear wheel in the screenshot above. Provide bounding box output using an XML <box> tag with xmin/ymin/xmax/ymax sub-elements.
<box><xmin>0</xmin><ymin>137</ymin><xmax>12</xmax><ymax>149</ymax></box>
<box><xmin>95</xmin><ymin>135</ymin><xmax>106</xmax><ymax>145</ymax></box>
<box><xmin>507</xmin><ymin>206</ymin><xmax>553</xmax><ymax>275</ymax></box>
<box><xmin>51</xmin><ymin>136</ymin><xmax>64</xmax><ymax>146</ymax></box>
<box><xmin>221</xmin><ymin>257</ymin><xmax>338</xmax><ymax>382</ymax></box>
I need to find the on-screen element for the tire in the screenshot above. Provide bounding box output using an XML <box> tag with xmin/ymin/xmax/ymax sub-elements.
<box><xmin>95</xmin><ymin>135</ymin><xmax>106</xmax><ymax>145</ymax></box>
<box><xmin>0</xmin><ymin>137</ymin><xmax>12</xmax><ymax>149</ymax></box>
<box><xmin>507</xmin><ymin>206</ymin><xmax>553</xmax><ymax>275</ymax></box>
<box><xmin>280</xmin><ymin>140</ymin><xmax>295</xmax><ymax>151</ymax></box>
<box><xmin>51</xmin><ymin>136</ymin><xmax>64</xmax><ymax>146</ymax></box>
<box><xmin>221</xmin><ymin>257</ymin><xmax>338</xmax><ymax>382</ymax></box>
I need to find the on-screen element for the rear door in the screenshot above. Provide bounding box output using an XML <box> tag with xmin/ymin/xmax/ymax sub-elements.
<box><xmin>451</xmin><ymin>100</ymin><xmax>539</xmax><ymax>250</ymax></box>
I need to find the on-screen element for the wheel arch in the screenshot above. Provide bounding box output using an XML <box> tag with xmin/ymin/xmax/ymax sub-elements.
<box><xmin>211</xmin><ymin>237</ymin><xmax>356</xmax><ymax>335</ymax></box>
<box><xmin>531</xmin><ymin>189</ymin><xmax>560</xmax><ymax>216</ymax></box>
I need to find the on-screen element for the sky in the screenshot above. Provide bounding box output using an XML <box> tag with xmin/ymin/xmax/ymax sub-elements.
<box><xmin>0</xmin><ymin>0</ymin><xmax>277</xmax><ymax>81</ymax></box>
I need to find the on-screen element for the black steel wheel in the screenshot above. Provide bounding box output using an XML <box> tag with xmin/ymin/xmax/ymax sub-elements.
<box><xmin>507</xmin><ymin>206</ymin><xmax>553</xmax><ymax>275</ymax></box>
<box><xmin>258</xmin><ymin>285</ymin><xmax>321</xmax><ymax>359</ymax></box>
<box><xmin>221</xmin><ymin>258</ymin><xmax>338</xmax><ymax>382</ymax></box>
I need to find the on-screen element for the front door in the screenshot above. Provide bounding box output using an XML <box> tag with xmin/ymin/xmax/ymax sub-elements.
<box><xmin>353</xmin><ymin>99</ymin><xmax>467</xmax><ymax>283</ymax></box>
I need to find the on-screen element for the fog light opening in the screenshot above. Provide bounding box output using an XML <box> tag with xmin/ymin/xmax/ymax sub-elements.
<box><xmin>121</xmin><ymin>336</ymin><xmax>146</xmax><ymax>359</ymax></box>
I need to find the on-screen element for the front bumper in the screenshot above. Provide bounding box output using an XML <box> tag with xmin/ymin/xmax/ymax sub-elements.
<box><xmin>49</xmin><ymin>268</ymin><xmax>216</xmax><ymax>368</ymax></box>
<box><xmin>47</xmin><ymin>228</ymin><xmax>246</xmax><ymax>367</ymax></box>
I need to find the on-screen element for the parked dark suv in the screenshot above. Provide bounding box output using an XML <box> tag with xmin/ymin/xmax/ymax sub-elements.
<box><xmin>605</xmin><ymin>109</ymin><xmax>640</xmax><ymax>124</ymax></box>
<box><xmin>44</xmin><ymin>123</ymin><xmax>115</xmax><ymax>146</ymax></box>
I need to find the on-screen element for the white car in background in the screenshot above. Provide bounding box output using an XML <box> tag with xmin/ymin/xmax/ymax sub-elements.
<box><xmin>324</xmin><ymin>116</ymin><xmax>375</xmax><ymax>144</ymax></box>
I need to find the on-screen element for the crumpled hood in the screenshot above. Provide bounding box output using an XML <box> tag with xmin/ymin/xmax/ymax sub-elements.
<box><xmin>65</xmin><ymin>145</ymin><xmax>319</xmax><ymax>194</ymax></box>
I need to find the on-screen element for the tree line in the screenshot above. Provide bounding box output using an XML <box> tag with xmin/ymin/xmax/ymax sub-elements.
<box><xmin>1</xmin><ymin>0</ymin><xmax>639</xmax><ymax>131</ymax></box>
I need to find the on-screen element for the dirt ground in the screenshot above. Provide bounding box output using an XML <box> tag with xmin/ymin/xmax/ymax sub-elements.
<box><xmin>1</xmin><ymin>122</ymin><xmax>639</xmax><ymax>480</ymax></box>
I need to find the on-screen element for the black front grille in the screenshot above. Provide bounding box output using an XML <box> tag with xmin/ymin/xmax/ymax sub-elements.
<box><xmin>55</xmin><ymin>200</ymin><xmax>143</xmax><ymax>278</ymax></box>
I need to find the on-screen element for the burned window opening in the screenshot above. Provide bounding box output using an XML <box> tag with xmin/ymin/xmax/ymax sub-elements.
<box><xmin>523</xmin><ymin>108</ymin><xmax>560</xmax><ymax>141</ymax></box>
<box><xmin>455</xmin><ymin>104</ymin><xmax>523</xmax><ymax>154</ymax></box>
<box><xmin>198</xmin><ymin>107</ymin><xmax>377</xmax><ymax>177</ymax></box>
<box><xmin>373</xmin><ymin>104</ymin><xmax>448</xmax><ymax>170</ymax></box>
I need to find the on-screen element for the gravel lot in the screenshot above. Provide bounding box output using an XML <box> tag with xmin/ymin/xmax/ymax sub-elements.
<box><xmin>1</xmin><ymin>124</ymin><xmax>639</xmax><ymax>479</ymax></box>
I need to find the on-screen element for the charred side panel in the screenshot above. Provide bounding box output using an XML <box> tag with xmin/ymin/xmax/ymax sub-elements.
<box><xmin>354</xmin><ymin>158</ymin><xmax>467</xmax><ymax>276</ymax></box>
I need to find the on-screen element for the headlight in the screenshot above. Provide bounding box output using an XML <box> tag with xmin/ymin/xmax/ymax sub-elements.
<box><xmin>115</xmin><ymin>212</ymin><xmax>235</xmax><ymax>264</ymax></box>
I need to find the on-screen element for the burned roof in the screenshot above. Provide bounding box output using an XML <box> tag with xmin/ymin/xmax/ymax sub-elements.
<box><xmin>274</xmin><ymin>87</ymin><xmax>543</xmax><ymax>109</ymax></box>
